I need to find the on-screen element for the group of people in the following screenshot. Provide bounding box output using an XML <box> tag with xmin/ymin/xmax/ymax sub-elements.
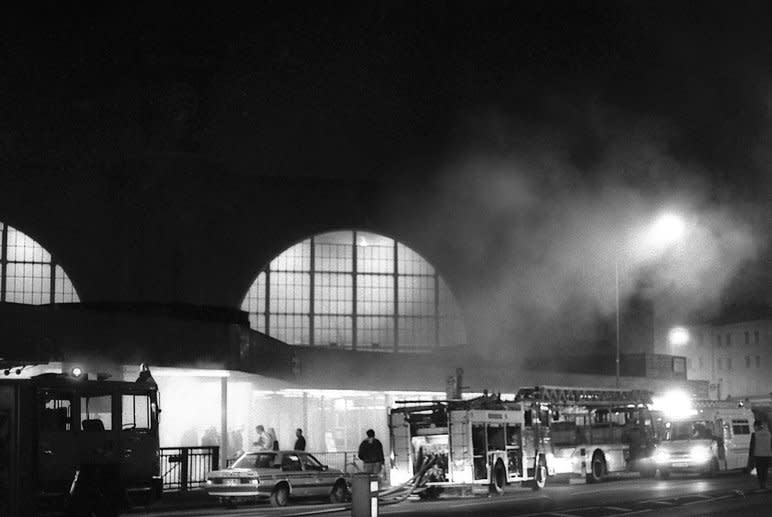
<box><xmin>251</xmin><ymin>425</ymin><xmax>385</xmax><ymax>475</ymax></box>
<box><xmin>252</xmin><ymin>425</ymin><xmax>307</xmax><ymax>452</ymax></box>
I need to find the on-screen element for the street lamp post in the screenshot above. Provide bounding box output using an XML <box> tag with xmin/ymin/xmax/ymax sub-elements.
<box><xmin>614</xmin><ymin>212</ymin><xmax>685</xmax><ymax>389</ymax></box>
<box><xmin>615</xmin><ymin>259</ymin><xmax>620</xmax><ymax>388</ymax></box>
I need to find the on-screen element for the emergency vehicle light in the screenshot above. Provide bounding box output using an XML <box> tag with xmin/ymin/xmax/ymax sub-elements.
<box><xmin>70</xmin><ymin>366</ymin><xmax>84</xmax><ymax>378</ymax></box>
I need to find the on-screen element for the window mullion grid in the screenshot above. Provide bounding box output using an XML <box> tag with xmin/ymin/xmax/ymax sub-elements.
<box><xmin>351</xmin><ymin>231</ymin><xmax>357</xmax><ymax>351</ymax></box>
<box><xmin>0</xmin><ymin>224</ymin><xmax>6</xmax><ymax>301</ymax></box>
<box><xmin>309</xmin><ymin>237</ymin><xmax>315</xmax><ymax>346</ymax></box>
<box><xmin>393</xmin><ymin>240</ymin><xmax>399</xmax><ymax>352</ymax></box>
<box><xmin>265</xmin><ymin>269</ymin><xmax>271</xmax><ymax>335</ymax></box>
<box><xmin>434</xmin><ymin>270</ymin><xmax>440</xmax><ymax>349</ymax></box>
<box><xmin>50</xmin><ymin>255</ymin><xmax>57</xmax><ymax>303</ymax></box>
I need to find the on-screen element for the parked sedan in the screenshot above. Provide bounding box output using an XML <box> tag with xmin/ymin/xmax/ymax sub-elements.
<box><xmin>205</xmin><ymin>450</ymin><xmax>349</xmax><ymax>507</ymax></box>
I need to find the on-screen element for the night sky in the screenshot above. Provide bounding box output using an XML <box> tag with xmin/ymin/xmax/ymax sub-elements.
<box><xmin>2</xmin><ymin>2</ymin><xmax>771</xmax><ymax>343</ymax></box>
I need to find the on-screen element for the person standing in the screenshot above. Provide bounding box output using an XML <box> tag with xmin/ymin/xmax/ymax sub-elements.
<box><xmin>748</xmin><ymin>420</ymin><xmax>772</xmax><ymax>488</ymax></box>
<box><xmin>358</xmin><ymin>429</ymin><xmax>384</xmax><ymax>475</ymax></box>
<box><xmin>294</xmin><ymin>428</ymin><xmax>306</xmax><ymax>451</ymax></box>
<box><xmin>253</xmin><ymin>425</ymin><xmax>274</xmax><ymax>451</ymax></box>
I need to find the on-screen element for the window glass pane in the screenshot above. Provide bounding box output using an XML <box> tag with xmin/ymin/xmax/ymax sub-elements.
<box><xmin>314</xmin><ymin>315</ymin><xmax>352</xmax><ymax>347</ymax></box>
<box><xmin>241</xmin><ymin>272</ymin><xmax>266</xmax><ymax>314</ymax></box>
<box><xmin>269</xmin><ymin>314</ymin><xmax>310</xmax><ymax>344</ymax></box>
<box><xmin>271</xmin><ymin>240</ymin><xmax>311</xmax><ymax>271</ymax></box>
<box><xmin>314</xmin><ymin>273</ymin><xmax>352</xmax><ymax>314</ymax></box>
<box><xmin>5</xmin><ymin>262</ymin><xmax>51</xmax><ymax>304</ymax></box>
<box><xmin>357</xmin><ymin>316</ymin><xmax>395</xmax><ymax>350</ymax></box>
<box><xmin>398</xmin><ymin>276</ymin><xmax>435</xmax><ymax>316</ymax></box>
<box><xmin>438</xmin><ymin>276</ymin><xmax>462</xmax><ymax>317</ymax></box>
<box><xmin>40</xmin><ymin>392</ymin><xmax>73</xmax><ymax>432</ymax></box>
<box><xmin>81</xmin><ymin>394</ymin><xmax>112</xmax><ymax>431</ymax></box>
<box><xmin>122</xmin><ymin>394</ymin><xmax>151</xmax><ymax>430</ymax></box>
<box><xmin>54</xmin><ymin>265</ymin><xmax>80</xmax><ymax>302</ymax></box>
<box><xmin>357</xmin><ymin>274</ymin><xmax>394</xmax><ymax>315</ymax></box>
<box><xmin>397</xmin><ymin>243</ymin><xmax>433</xmax><ymax>275</ymax></box>
<box><xmin>6</xmin><ymin>226</ymin><xmax>51</xmax><ymax>262</ymax></box>
<box><xmin>269</xmin><ymin>272</ymin><xmax>310</xmax><ymax>313</ymax></box>
<box><xmin>357</xmin><ymin>233</ymin><xmax>394</xmax><ymax>274</ymax></box>
<box><xmin>314</xmin><ymin>231</ymin><xmax>353</xmax><ymax>272</ymax></box>
<box><xmin>397</xmin><ymin>316</ymin><xmax>436</xmax><ymax>349</ymax></box>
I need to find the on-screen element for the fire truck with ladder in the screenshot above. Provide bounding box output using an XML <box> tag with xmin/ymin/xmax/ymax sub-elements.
<box><xmin>515</xmin><ymin>386</ymin><xmax>658</xmax><ymax>483</ymax></box>
<box><xmin>0</xmin><ymin>365</ymin><xmax>162</xmax><ymax>517</ymax></box>
<box><xmin>389</xmin><ymin>392</ymin><xmax>555</xmax><ymax>496</ymax></box>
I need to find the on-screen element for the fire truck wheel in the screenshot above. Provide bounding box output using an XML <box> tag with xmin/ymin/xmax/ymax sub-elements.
<box><xmin>586</xmin><ymin>452</ymin><xmax>606</xmax><ymax>483</ymax></box>
<box><xmin>270</xmin><ymin>483</ymin><xmax>290</xmax><ymax>507</ymax></box>
<box><xmin>658</xmin><ymin>469</ymin><xmax>670</xmax><ymax>480</ymax></box>
<box><xmin>489</xmin><ymin>460</ymin><xmax>506</xmax><ymax>494</ymax></box>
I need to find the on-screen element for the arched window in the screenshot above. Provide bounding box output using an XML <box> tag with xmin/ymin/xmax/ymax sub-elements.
<box><xmin>0</xmin><ymin>221</ymin><xmax>79</xmax><ymax>304</ymax></box>
<box><xmin>241</xmin><ymin>230</ymin><xmax>467</xmax><ymax>352</ymax></box>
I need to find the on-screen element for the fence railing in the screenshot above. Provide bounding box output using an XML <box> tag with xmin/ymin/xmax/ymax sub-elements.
<box><xmin>162</xmin><ymin>447</ymin><xmax>362</xmax><ymax>491</ymax></box>
<box><xmin>307</xmin><ymin>451</ymin><xmax>361</xmax><ymax>473</ymax></box>
<box><xmin>160</xmin><ymin>446</ymin><xmax>219</xmax><ymax>492</ymax></box>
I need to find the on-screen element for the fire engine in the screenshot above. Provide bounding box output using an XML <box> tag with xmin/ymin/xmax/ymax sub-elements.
<box><xmin>0</xmin><ymin>366</ymin><xmax>162</xmax><ymax>517</ymax></box>
<box><xmin>514</xmin><ymin>386</ymin><xmax>658</xmax><ymax>482</ymax></box>
<box><xmin>653</xmin><ymin>399</ymin><xmax>753</xmax><ymax>478</ymax></box>
<box><xmin>389</xmin><ymin>392</ymin><xmax>555</xmax><ymax>496</ymax></box>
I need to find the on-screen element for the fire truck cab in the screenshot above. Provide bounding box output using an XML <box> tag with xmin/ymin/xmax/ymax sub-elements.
<box><xmin>0</xmin><ymin>370</ymin><xmax>162</xmax><ymax>517</ymax></box>
<box><xmin>389</xmin><ymin>394</ymin><xmax>554</xmax><ymax>496</ymax></box>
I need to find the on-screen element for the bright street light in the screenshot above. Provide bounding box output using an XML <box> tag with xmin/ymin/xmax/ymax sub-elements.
<box><xmin>616</xmin><ymin>212</ymin><xmax>685</xmax><ymax>387</ymax></box>
<box><xmin>668</xmin><ymin>327</ymin><xmax>690</xmax><ymax>346</ymax></box>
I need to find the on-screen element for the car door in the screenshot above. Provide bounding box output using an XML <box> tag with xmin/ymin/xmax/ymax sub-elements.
<box><xmin>300</xmin><ymin>453</ymin><xmax>329</xmax><ymax>497</ymax></box>
<box><xmin>281</xmin><ymin>453</ymin><xmax>310</xmax><ymax>497</ymax></box>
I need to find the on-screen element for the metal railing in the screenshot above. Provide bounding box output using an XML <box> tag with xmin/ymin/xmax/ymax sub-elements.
<box><xmin>164</xmin><ymin>448</ymin><xmax>362</xmax><ymax>491</ymax></box>
<box><xmin>224</xmin><ymin>450</ymin><xmax>362</xmax><ymax>473</ymax></box>
<box><xmin>160</xmin><ymin>446</ymin><xmax>220</xmax><ymax>492</ymax></box>
<box><xmin>307</xmin><ymin>451</ymin><xmax>361</xmax><ymax>473</ymax></box>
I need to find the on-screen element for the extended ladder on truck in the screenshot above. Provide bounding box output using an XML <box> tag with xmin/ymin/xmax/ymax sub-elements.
<box><xmin>515</xmin><ymin>385</ymin><xmax>656</xmax><ymax>483</ymax></box>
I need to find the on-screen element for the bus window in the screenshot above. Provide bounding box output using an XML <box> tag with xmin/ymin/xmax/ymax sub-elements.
<box><xmin>122</xmin><ymin>394</ymin><xmax>152</xmax><ymax>430</ymax></box>
<box><xmin>41</xmin><ymin>392</ymin><xmax>73</xmax><ymax>432</ymax></box>
<box><xmin>81</xmin><ymin>395</ymin><xmax>112</xmax><ymax>431</ymax></box>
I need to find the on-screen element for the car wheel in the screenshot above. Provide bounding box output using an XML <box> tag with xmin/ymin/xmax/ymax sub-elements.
<box><xmin>329</xmin><ymin>480</ymin><xmax>348</xmax><ymax>503</ymax></box>
<box><xmin>270</xmin><ymin>484</ymin><xmax>290</xmax><ymax>507</ymax></box>
<box><xmin>586</xmin><ymin>452</ymin><xmax>605</xmax><ymax>483</ymax></box>
<box><xmin>489</xmin><ymin>460</ymin><xmax>506</xmax><ymax>494</ymax></box>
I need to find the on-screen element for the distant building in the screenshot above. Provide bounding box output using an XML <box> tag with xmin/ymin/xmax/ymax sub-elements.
<box><xmin>656</xmin><ymin>319</ymin><xmax>772</xmax><ymax>399</ymax></box>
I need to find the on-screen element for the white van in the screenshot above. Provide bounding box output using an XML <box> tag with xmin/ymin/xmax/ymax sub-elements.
<box><xmin>654</xmin><ymin>401</ymin><xmax>752</xmax><ymax>478</ymax></box>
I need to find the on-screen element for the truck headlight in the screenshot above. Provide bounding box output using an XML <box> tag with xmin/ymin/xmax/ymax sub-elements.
<box><xmin>654</xmin><ymin>451</ymin><xmax>670</xmax><ymax>464</ymax></box>
<box><xmin>690</xmin><ymin>446</ymin><xmax>711</xmax><ymax>463</ymax></box>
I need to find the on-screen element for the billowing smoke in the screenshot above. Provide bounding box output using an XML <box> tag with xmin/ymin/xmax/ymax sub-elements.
<box><xmin>413</xmin><ymin>105</ymin><xmax>765</xmax><ymax>361</ymax></box>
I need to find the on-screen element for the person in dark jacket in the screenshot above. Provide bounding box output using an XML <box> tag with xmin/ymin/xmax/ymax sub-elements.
<box><xmin>294</xmin><ymin>428</ymin><xmax>306</xmax><ymax>451</ymax></box>
<box><xmin>358</xmin><ymin>429</ymin><xmax>385</xmax><ymax>475</ymax></box>
<box><xmin>748</xmin><ymin>420</ymin><xmax>772</xmax><ymax>488</ymax></box>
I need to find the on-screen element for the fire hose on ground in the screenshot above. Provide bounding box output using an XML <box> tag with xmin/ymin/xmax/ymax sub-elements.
<box><xmin>376</xmin><ymin>456</ymin><xmax>439</xmax><ymax>505</ymax></box>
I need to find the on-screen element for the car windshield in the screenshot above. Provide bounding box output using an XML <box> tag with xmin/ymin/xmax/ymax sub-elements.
<box><xmin>665</xmin><ymin>420</ymin><xmax>714</xmax><ymax>441</ymax></box>
<box><xmin>232</xmin><ymin>452</ymin><xmax>278</xmax><ymax>469</ymax></box>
